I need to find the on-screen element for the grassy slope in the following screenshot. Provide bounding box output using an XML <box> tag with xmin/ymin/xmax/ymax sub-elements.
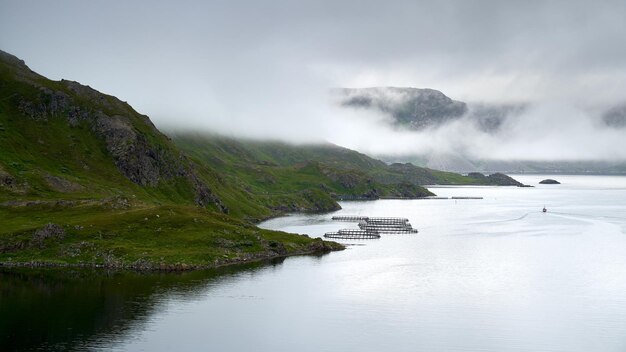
<box><xmin>174</xmin><ymin>134</ymin><xmax>435</xmax><ymax>202</ymax></box>
<box><xmin>0</xmin><ymin>203</ymin><xmax>338</xmax><ymax>269</ymax></box>
<box><xmin>173</xmin><ymin>133</ymin><xmax>512</xmax><ymax>191</ymax></box>
<box><xmin>0</xmin><ymin>51</ymin><xmax>340</xmax><ymax>268</ymax></box>
<box><xmin>0</xmin><ymin>49</ymin><xmax>520</xmax><ymax>269</ymax></box>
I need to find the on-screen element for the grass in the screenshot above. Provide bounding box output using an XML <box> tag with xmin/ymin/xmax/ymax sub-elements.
<box><xmin>0</xmin><ymin>203</ymin><xmax>339</xmax><ymax>268</ymax></box>
<box><xmin>0</xmin><ymin>51</ymin><xmax>342</xmax><ymax>269</ymax></box>
<box><xmin>0</xmin><ymin>50</ymin><xmax>519</xmax><ymax>270</ymax></box>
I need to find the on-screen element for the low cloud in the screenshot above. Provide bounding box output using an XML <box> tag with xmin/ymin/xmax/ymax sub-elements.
<box><xmin>2</xmin><ymin>0</ymin><xmax>626</xmax><ymax>161</ymax></box>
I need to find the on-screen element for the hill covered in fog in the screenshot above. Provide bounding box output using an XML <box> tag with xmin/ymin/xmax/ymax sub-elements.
<box><xmin>336</xmin><ymin>87</ymin><xmax>626</xmax><ymax>174</ymax></box>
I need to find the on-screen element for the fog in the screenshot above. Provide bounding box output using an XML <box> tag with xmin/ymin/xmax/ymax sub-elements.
<box><xmin>333</xmin><ymin>102</ymin><xmax>626</xmax><ymax>161</ymax></box>
<box><xmin>1</xmin><ymin>0</ymin><xmax>625</xmax><ymax>161</ymax></box>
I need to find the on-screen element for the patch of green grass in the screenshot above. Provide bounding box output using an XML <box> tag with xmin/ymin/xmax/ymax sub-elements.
<box><xmin>0</xmin><ymin>204</ymin><xmax>334</xmax><ymax>267</ymax></box>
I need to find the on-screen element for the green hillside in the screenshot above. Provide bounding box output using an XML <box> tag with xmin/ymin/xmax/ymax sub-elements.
<box><xmin>174</xmin><ymin>134</ymin><xmax>435</xmax><ymax>208</ymax></box>
<box><xmin>0</xmin><ymin>49</ymin><xmax>523</xmax><ymax>270</ymax></box>
<box><xmin>173</xmin><ymin>134</ymin><xmax>522</xmax><ymax>192</ymax></box>
<box><xmin>0</xmin><ymin>50</ymin><xmax>340</xmax><ymax>268</ymax></box>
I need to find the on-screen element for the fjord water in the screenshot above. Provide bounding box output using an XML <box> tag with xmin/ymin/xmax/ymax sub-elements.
<box><xmin>3</xmin><ymin>175</ymin><xmax>626</xmax><ymax>351</ymax></box>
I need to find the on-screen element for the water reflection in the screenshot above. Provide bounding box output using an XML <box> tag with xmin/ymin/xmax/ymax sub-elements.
<box><xmin>0</xmin><ymin>258</ymin><xmax>287</xmax><ymax>351</ymax></box>
<box><xmin>3</xmin><ymin>175</ymin><xmax>626</xmax><ymax>351</ymax></box>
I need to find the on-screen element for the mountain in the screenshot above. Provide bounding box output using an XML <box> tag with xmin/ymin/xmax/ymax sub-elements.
<box><xmin>383</xmin><ymin>154</ymin><xmax>626</xmax><ymax>175</ymax></box>
<box><xmin>336</xmin><ymin>87</ymin><xmax>528</xmax><ymax>133</ymax></box>
<box><xmin>173</xmin><ymin>133</ymin><xmax>525</xmax><ymax>189</ymax></box>
<box><xmin>337</xmin><ymin>87</ymin><xmax>626</xmax><ymax>174</ymax></box>
<box><xmin>603</xmin><ymin>103</ymin><xmax>626</xmax><ymax>128</ymax></box>
<box><xmin>0</xmin><ymin>50</ymin><xmax>525</xmax><ymax>269</ymax></box>
<box><xmin>0</xmin><ymin>50</ymin><xmax>225</xmax><ymax>211</ymax></box>
<box><xmin>0</xmin><ymin>50</ymin><xmax>342</xmax><ymax>269</ymax></box>
<box><xmin>466</xmin><ymin>103</ymin><xmax>528</xmax><ymax>132</ymax></box>
<box><xmin>338</xmin><ymin>87</ymin><xmax>467</xmax><ymax>129</ymax></box>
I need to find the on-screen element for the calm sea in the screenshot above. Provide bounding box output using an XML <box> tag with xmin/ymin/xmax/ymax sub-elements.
<box><xmin>2</xmin><ymin>175</ymin><xmax>626</xmax><ymax>351</ymax></box>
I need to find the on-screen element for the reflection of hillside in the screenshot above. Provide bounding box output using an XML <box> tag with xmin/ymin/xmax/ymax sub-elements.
<box><xmin>0</xmin><ymin>258</ymin><xmax>286</xmax><ymax>351</ymax></box>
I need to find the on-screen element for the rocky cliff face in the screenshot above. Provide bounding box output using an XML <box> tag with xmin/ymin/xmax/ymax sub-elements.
<box><xmin>0</xmin><ymin>50</ymin><xmax>226</xmax><ymax>211</ymax></box>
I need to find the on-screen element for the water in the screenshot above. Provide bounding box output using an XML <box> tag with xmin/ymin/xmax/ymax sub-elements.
<box><xmin>2</xmin><ymin>175</ymin><xmax>626</xmax><ymax>351</ymax></box>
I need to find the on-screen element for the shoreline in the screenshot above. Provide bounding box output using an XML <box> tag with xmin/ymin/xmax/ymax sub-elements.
<box><xmin>0</xmin><ymin>242</ymin><xmax>343</xmax><ymax>272</ymax></box>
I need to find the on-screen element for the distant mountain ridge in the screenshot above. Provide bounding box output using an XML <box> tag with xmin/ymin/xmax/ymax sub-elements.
<box><xmin>338</xmin><ymin>87</ymin><xmax>467</xmax><ymax>129</ymax></box>
<box><xmin>336</xmin><ymin>86</ymin><xmax>527</xmax><ymax>132</ymax></box>
<box><xmin>337</xmin><ymin>86</ymin><xmax>626</xmax><ymax>173</ymax></box>
<box><xmin>0</xmin><ymin>49</ymin><xmax>529</xmax><ymax>269</ymax></box>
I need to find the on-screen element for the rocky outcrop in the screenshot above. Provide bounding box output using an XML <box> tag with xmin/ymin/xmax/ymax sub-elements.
<box><xmin>382</xmin><ymin>182</ymin><xmax>435</xmax><ymax>198</ymax></box>
<box><xmin>44</xmin><ymin>175</ymin><xmax>84</xmax><ymax>193</ymax></box>
<box><xmin>539</xmin><ymin>179</ymin><xmax>560</xmax><ymax>184</ymax></box>
<box><xmin>0</xmin><ymin>49</ymin><xmax>226</xmax><ymax>212</ymax></box>
<box><xmin>31</xmin><ymin>223</ymin><xmax>66</xmax><ymax>248</ymax></box>
<box><xmin>467</xmin><ymin>172</ymin><xmax>525</xmax><ymax>186</ymax></box>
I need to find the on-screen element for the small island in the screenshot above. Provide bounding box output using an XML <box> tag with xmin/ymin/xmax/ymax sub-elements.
<box><xmin>539</xmin><ymin>179</ymin><xmax>561</xmax><ymax>184</ymax></box>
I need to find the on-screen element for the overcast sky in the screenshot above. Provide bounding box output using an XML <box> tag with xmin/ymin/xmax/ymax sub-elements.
<box><xmin>1</xmin><ymin>0</ymin><xmax>625</xmax><ymax>160</ymax></box>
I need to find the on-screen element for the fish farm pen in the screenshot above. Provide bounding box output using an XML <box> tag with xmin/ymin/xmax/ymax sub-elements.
<box><xmin>359</xmin><ymin>225</ymin><xmax>418</xmax><ymax>233</ymax></box>
<box><xmin>331</xmin><ymin>216</ymin><xmax>370</xmax><ymax>222</ymax></box>
<box><xmin>327</xmin><ymin>216</ymin><xmax>418</xmax><ymax>239</ymax></box>
<box><xmin>332</xmin><ymin>216</ymin><xmax>409</xmax><ymax>223</ymax></box>
<box><xmin>324</xmin><ymin>229</ymin><xmax>381</xmax><ymax>239</ymax></box>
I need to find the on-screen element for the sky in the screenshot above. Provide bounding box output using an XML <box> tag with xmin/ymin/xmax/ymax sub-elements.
<box><xmin>1</xmin><ymin>0</ymin><xmax>626</xmax><ymax>161</ymax></box>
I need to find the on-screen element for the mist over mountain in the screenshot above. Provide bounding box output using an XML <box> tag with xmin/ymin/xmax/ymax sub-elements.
<box><xmin>335</xmin><ymin>87</ymin><xmax>626</xmax><ymax>173</ymax></box>
<box><xmin>3</xmin><ymin>1</ymin><xmax>626</xmax><ymax>173</ymax></box>
<box><xmin>336</xmin><ymin>87</ymin><xmax>528</xmax><ymax>133</ymax></box>
<box><xmin>603</xmin><ymin>103</ymin><xmax>626</xmax><ymax>129</ymax></box>
<box><xmin>337</xmin><ymin>87</ymin><xmax>468</xmax><ymax>130</ymax></box>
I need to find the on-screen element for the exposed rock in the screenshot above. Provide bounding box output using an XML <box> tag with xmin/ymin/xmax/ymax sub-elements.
<box><xmin>44</xmin><ymin>174</ymin><xmax>85</xmax><ymax>193</ymax></box>
<box><xmin>306</xmin><ymin>238</ymin><xmax>344</xmax><ymax>252</ymax></box>
<box><xmin>1</xmin><ymin>49</ymin><xmax>226</xmax><ymax>212</ymax></box>
<box><xmin>0</xmin><ymin>167</ymin><xmax>16</xmax><ymax>188</ymax></box>
<box><xmin>487</xmin><ymin>173</ymin><xmax>520</xmax><ymax>186</ymax></box>
<box><xmin>31</xmin><ymin>223</ymin><xmax>66</xmax><ymax>248</ymax></box>
<box><xmin>467</xmin><ymin>172</ymin><xmax>525</xmax><ymax>186</ymax></box>
<box><xmin>383</xmin><ymin>182</ymin><xmax>434</xmax><ymax>198</ymax></box>
<box><xmin>100</xmin><ymin>196</ymin><xmax>131</xmax><ymax>209</ymax></box>
<box><xmin>263</xmin><ymin>240</ymin><xmax>288</xmax><ymax>256</ymax></box>
<box><xmin>539</xmin><ymin>179</ymin><xmax>560</xmax><ymax>184</ymax></box>
<box><xmin>0</xmin><ymin>166</ymin><xmax>28</xmax><ymax>194</ymax></box>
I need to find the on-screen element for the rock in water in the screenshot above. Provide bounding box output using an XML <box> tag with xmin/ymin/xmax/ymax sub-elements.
<box><xmin>539</xmin><ymin>179</ymin><xmax>561</xmax><ymax>184</ymax></box>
